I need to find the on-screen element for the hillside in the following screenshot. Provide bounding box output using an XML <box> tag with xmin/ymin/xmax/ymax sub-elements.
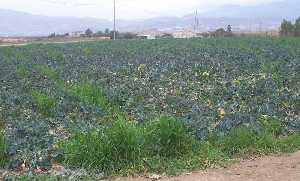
<box><xmin>0</xmin><ymin>0</ymin><xmax>299</xmax><ymax>36</ymax></box>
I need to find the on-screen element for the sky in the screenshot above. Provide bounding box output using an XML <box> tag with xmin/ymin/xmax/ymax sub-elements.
<box><xmin>1</xmin><ymin>0</ymin><xmax>282</xmax><ymax>20</ymax></box>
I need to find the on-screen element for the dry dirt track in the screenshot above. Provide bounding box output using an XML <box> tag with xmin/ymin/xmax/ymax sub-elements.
<box><xmin>110</xmin><ymin>151</ymin><xmax>300</xmax><ymax>181</ymax></box>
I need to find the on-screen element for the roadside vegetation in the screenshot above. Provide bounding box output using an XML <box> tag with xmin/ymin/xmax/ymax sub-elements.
<box><xmin>59</xmin><ymin>115</ymin><xmax>300</xmax><ymax>176</ymax></box>
<box><xmin>0</xmin><ymin>120</ymin><xmax>7</xmax><ymax>168</ymax></box>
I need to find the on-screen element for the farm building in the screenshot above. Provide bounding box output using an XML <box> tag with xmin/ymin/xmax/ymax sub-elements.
<box><xmin>137</xmin><ymin>29</ymin><xmax>163</xmax><ymax>39</ymax></box>
<box><xmin>173</xmin><ymin>29</ymin><xmax>197</xmax><ymax>39</ymax></box>
<box><xmin>68</xmin><ymin>31</ymin><xmax>85</xmax><ymax>37</ymax></box>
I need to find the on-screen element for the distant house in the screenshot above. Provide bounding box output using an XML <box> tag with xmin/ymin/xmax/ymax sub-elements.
<box><xmin>137</xmin><ymin>34</ymin><xmax>156</xmax><ymax>40</ymax></box>
<box><xmin>172</xmin><ymin>29</ymin><xmax>197</xmax><ymax>39</ymax></box>
<box><xmin>137</xmin><ymin>29</ymin><xmax>163</xmax><ymax>40</ymax></box>
<box><xmin>95</xmin><ymin>36</ymin><xmax>111</xmax><ymax>40</ymax></box>
<box><xmin>68</xmin><ymin>31</ymin><xmax>85</xmax><ymax>37</ymax></box>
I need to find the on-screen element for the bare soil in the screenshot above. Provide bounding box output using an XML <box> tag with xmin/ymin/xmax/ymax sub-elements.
<box><xmin>110</xmin><ymin>151</ymin><xmax>300</xmax><ymax>181</ymax></box>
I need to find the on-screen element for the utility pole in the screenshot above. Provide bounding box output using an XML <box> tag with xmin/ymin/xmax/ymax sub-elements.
<box><xmin>194</xmin><ymin>10</ymin><xmax>199</xmax><ymax>32</ymax></box>
<box><xmin>113</xmin><ymin>0</ymin><xmax>116</xmax><ymax>40</ymax></box>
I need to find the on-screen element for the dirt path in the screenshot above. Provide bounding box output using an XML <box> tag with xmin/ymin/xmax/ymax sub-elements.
<box><xmin>111</xmin><ymin>151</ymin><xmax>300</xmax><ymax>181</ymax></box>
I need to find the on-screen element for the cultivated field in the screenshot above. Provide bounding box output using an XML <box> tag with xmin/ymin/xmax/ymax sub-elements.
<box><xmin>0</xmin><ymin>38</ymin><xmax>299</xmax><ymax>179</ymax></box>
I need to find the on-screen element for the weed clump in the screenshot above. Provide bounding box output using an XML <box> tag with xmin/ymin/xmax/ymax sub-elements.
<box><xmin>61</xmin><ymin>118</ymin><xmax>144</xmax><ymax>173</ymax></box>
<box><xmin>144</xmin><ymin>116</ymin><xmax>196</xmax><ymax>157</ymax></box>
<box><xmin>60</xmin><ymin>116</ymin><xmax>202</xmax><ymax>175</ymax></box>
<box><xmin>32</xmin><ymin>91</ymin><xmax>57</xmax><ymax>116</ymax></box>
<box><xmin>60</xmin><ymin>114</ymin><xmax>300</xmax><ymax>176</ymax></box>
<box><xmin>34</xmin><ymin>65</ymin><xmax>59</xmax><ymax>80</ymax></box>
<box><xmin>210</xmin><ymin>116</ymin><xmax>300</xmax><ymax>156</ymax></box>
<box><xmin>68</xmin><ymin>84</ymin><xmax>109</xmax><ymax>109</ymax></box>
<box><xmin>0</xmin><ymin>123</ymin><xmax>7</xmax><ymax>167</ymax></box>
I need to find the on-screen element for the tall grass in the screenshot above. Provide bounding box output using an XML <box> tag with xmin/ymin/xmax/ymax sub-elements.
<box><xmin>59</xmin><ymin>115</ymin><xmax>300</xmax><ymax>176</ymax></box>
<box><xmin>210</xmin><ymin>116</ymin><xmax>300</xmax><ymax>156</ymax></box>
<box><xmin>67</xmin><ymin>83</ymin><xmax>124</xmax><ymax>120</ymax></box>
<box><xmin>144</xmin><ymin>116</ymin><xmax>196</xmax><ymax>157</ymax></box>
<box><xmin>32</xmin><ymin>91</ymin><xmax>57</xmax><ymax>116</ymax></box>
<box><xmin>0</xmin><ymin>122</ymin><xmax>7</xmax><ymax>167</ymax></box>
<box><xmin>60</xmin><ymin>116</ymin><xmax>202</xmax><ymax>175</ymax></box>
<box><xmin>61</xmin><ymin>119</ymin><xmax>144</xmax><ymax>173</ymax></box>
<box><xmin>33</xmin><ymin>65</ymin><xmax>59</xmax><ymax>80</ymax></box>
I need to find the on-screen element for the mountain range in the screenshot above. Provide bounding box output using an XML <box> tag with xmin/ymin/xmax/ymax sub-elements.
<box><xmin>0</xmin><ymin>0</ymin><xmax>299</xmax><ymax>36</ymax></box>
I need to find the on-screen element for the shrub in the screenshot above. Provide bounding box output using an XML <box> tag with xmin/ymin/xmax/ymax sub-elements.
<box><xmin>32</xmin><ymin>91</ymin><xmax>57</xmax><ymax>116</ymax></box>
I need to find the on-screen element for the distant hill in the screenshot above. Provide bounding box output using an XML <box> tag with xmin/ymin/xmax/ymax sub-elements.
<box><xmin>200</xmin><ymin>0</ymin><xmax>299</xmax><ymax>18</ymax></box>
<box><xmin>0</xmin><ymin>9</ymin><xmax>111</xmax><ymax>36</ymax></box>
<box><xmin>0</xmin><ymin>0</ymin><xmax>299</xmax><ymax>36</ymax></box>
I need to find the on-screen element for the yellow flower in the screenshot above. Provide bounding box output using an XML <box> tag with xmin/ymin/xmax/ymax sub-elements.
<box><xmin>138</xmin><ymin>64</ymin><xmax>146</xmax><ymax>72</ymax></box>
<box><xmin>218</xmin><ymin>108</ymin><xmax>226</xmax><ymax>119</ymax></box>
<box><xmin>202</xmin><ymin>71</ymin><xmax>210</xmax><ymax>77</ymax></box>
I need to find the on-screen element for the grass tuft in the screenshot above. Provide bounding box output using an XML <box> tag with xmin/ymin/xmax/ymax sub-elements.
<box><xmin>68</xmin><ymin>84</ymin><xmax>109</xmax><ymax>109</ymax></box>
<box><xmin>34</xmin><ymin>65</ymin><xmax>60</xmax><ymax>80</ymax></box>
<box><xmin>60</xmin><ymin>118</ymin><xmax>144</xmax><ymax>174</ymax></box>
<box><xmin>144</xmin><ymin>116</ymin><xmax>196</xmax><ymax>158</ymax></box>
<box><xmin>0</xmin><ymin>122</ymin><xmax>7</xmax><ymax>168</ymax></box>
<box><xmin>32</xmin><ymin>91</ymin><xmax>57</xmax><ymax>116</ymax></box>
<box><xmin>210</xmin><ymin>127</ymin><xmax>259</xmax><ymax>156</ymax></box>
<box><xmin>67</xmin><ymin>83</ymin><xmax>125</xmax><ymax>120</ymax></box>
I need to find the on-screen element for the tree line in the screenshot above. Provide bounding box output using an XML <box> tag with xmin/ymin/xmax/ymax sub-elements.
<box><xmin>49</xmin><ymin>28</ymin><xmax>139</xmax><ymax>39</ymax></box>
<box><xmin>280</xmin><ymin>17</ymin><xmax>300</xmax><ymax>37</ymax></box>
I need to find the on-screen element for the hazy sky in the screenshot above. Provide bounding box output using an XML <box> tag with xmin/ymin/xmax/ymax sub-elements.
<box><xmin>1</xmin><ymin>0</ymin><xmax>282</xmax><ymax>20</ymax></box>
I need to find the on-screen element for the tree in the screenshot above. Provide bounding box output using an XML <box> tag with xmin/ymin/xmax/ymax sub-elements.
<box><xmin>226</xmin><ymin>25</ymin><xmax>234</xmax><ymax>37</ymax></box>
<box><xmin>105</xmin><ymin>28</ymin><xmax>110</xmax><ymax>35</ymax></box>
<box><xmin>280</xmin><ymin>19</ymin><xmax>294</xmax><ymax>37</ymax></box>
<box><xmin>213</xmin><ymin>28</ymin><xmax>226</xmax><ymax>37</ymax></box>
<box><xmin>85</xmin><ymin>28</ymin><xmax>93</xmax><ymax>37</ymax></box>
<box><xmin>161</xmin><ymin>33</ymin><xmax>173</xmax><ymax>39</ymax></box>
<box><xmin>48</xmin><ymin>33</ymin><xmax>56</xmax><ymax>38</ymax></box>
<box><xmin>94</xmin><ymin>31</ymin><xmax>104</xmax><ymax>37</ymax></box>
<box><xmin>295</xmin><ymin>17</ymin><xmax>300</xmax><ymax>37</ymax></box>
<box><xmin>109</xmin><ymin>30</ymin><xmax>119</xmax><ymax>39</ymax></box>
<box><xmin>226</xmin><ymin>25</ymin><xmax>232</xmax><ymax>33</ymax></box>
<box><xmin>121</xmin><ymin>32</ymin><xmax>137</xmax><ymax>39</ymax></box>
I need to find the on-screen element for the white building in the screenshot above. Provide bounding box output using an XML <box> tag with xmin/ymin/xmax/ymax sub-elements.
<box><xmin>137</xmin><ymin>29</ymin><xmax>163</xmax><ymax>40</ymax></box>
<box><xmin>68</xmin><ymin>31</ymin><xmax>85</xmax><ymax>37</ymax></box>
<box><xmin>172</xmin><ymin>29</ymin><xmax>197</xmax><ymax>39</ymax></box>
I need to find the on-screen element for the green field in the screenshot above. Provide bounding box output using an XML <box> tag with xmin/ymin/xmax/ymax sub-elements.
<box><xmin>0</xmin><ymin>38</ymin><xmax>299</xmax><ymax>179</ymax></box>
